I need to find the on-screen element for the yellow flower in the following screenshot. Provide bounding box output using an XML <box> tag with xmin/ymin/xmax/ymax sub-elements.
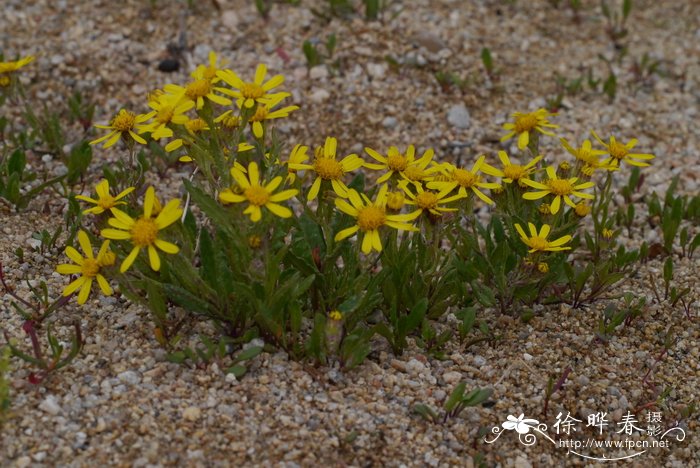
<box><xmin>427</xmin><ymin>155</ymin><xmax>501</xmax><ymax>205</ymax></box>
<box><xmin>248</xmin><ymin>235</ymin><xmax>262</xmax><ymax>249</ymax></box>
<box><xmin>484</xmin><ymin>151</ymin><xmax>542</xmax><ymax>185</ymax></box>
<box><xmin>141</xmin><ymin>93</ymin><xmax>194</xmax><ymax>140</ymax></box>
<box><xmin>364</xmin><ymin>145</ymin><xmax>436</xmax><ymax>186</ymax></box>
<box><xmin>602</xmin><ymin>228</ymin><xmax>615</xmax><ymax>239</ymax></box>
<box><xmin>288</xmin><ymin>137</ymin><xmax>363</xmax><ymax>200</ymax></box>
<box><xmin>0</xmin><ymin>55</ymin><xmax>34</xmax><ymax>73</ymax></box>
<box><xmin>574</xmin><ymin>201</ymin><xmax>591</xmax><ymax>217</ymax></box>
<box><xmin>329</xmin><ymin>310</ymin><xmax>343</xmax><ymax>321</ymax></box>
<box><xmin>514</xmin><ymin>223</ymin><xmax>572</xmax><ymax>253</ymax></box>
<box><xmin>75</xmin><ymin>179</ymin><xmax>135</xmax><ymax>215</ymax></box>
<box><xmin>591</xmin><ymin>131</ymin><xmax>655</xmax><ymax>168</ymax></box>
<box><xmin>89</xmin><ymin>109</ymin><xmax>151</xmax><ymax>148</ymax></box>
<box><xmin>219</xmin><ymin>161</ymin><xmax>298</xmax><ymax>222</ymax></box>
<box><xmin>402</xmin><ymin>183</ymin><xmax>463</xmax><ymax>217</ymax></box>
<box><xmin>560</xmin><ymin>138</ymin><xmax>614</xmax><ymax>176</ymax></box>
<box><xmin>164</xmin><ymin>67</ymin><xmax>232</xmax><ymax>110</ymax></box>
<box><xmin>193</xmin><ymin>51</ymin><xmax>227</xmax><ymax>83</ymax></box>
<box><xmin>386</xmin><ymin>191</ymin><xmax>406</xmax><ymax>211</ymax></box>
<box><xmin>538</xmin><ymin>204</ymin><xmax>551</xmax><ymax>215</ymax></box>
<box><xmin>284</xmin><ymin>144</ymin><xmax>309</xmax><ymax>184</ymax></box>
<box><xmin>334</xmin><ymin>185</ymin><xmax>419</xmax><ymax>254</ymax></box>
<box><xmin>522</xmin><ymin>166</ymin><xmax>595</xmax><ymax>214</ymax></box>
<box><xmin>501</xmin><ymin>108</ymin><xmax>558</xmax><ymax>149</ymax></box>
<box><xmin>216</xmin><ymin>63</ymin><xmax>287</xmax><ymax>109</ymax></box>
<box><xmin>245</xmin><ymin>94</ymin><xmax>299</xmax><ymax>139</ymax></box>
<box><xmin>56</xmin><ymin>231</ymin><xmax>114</xmax><ymax>305</ymax></box>
<box><xmin>537</xmin><ymin>262</ymin><xmax>549</xmax><ymax>273</ymax></box>
<box><xmin>214</xmin><ymin>111</ymin><xmax>240</xmax><ymax>130</ymax></box>
<box><xmin>0</xmin><ymin>55</ymin><xmax>34</xmax><ymax>87</ymax></box>
<box><xmin>101</xmin><ymin>187</ymin><xmax>182</xmax><ymax>272</ymax></box>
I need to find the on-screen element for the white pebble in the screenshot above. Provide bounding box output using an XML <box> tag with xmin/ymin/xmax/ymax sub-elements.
<box><xmin>39</xmin><ymin>395</ymin><xmax>62</xmax><ymax>415</ymax></box>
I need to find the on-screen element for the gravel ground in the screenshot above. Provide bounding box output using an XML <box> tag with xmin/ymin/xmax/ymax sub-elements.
<box><xmin>1</xmin><ymin>0</ymin><xmax>698</xmax><ymax>466</ymax></box>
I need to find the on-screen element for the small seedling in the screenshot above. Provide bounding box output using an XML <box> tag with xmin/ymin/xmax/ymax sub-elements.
<box><xmin>414</xmin><ymin>383</ymin><xmax>493</xmax><ymax>424</ymax></box>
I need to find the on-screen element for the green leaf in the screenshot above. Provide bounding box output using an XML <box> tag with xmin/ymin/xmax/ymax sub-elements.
<box><xmin>8</xmin><ymin>148</ymin><xmax>26</xmax><ymax>175</ymax></box>
<box><xmin>413</xmin><ymin>404</ymin><xmax>438</xmax><ymax>422</ymax></box>
<box><xmin>226</xmin><ymin>364</ymin><xmax>247</xmax><ymax>378</ymax></box>
<box><xmin>66</xmin><ymin>141</ymin><xmax>92</xmax><ymax>184</ymax></box>
<box><xmin>481</xmin><ymin>47</ymin><xmax>493</xmax><ymax>73</ymax></box>
<box><xmin>622</xmin><ymin>0</ymin><xmax>632</xmax><ymax>20</ymax></box>
<box><xmin>444</xmin><ymin>382</ymin><xmax>467</xmax><ymax>412</ymax></box>
<box><xmin>233</xmin><ymin>346</ymin><xmax>263</xmax><ymax>363</ymax></box>
<box><xmin>663</xmin><ymin>257</ymin><xmax>673</xmax><ymax>284</ymax></box>
<box><xmin>462</xmin><ymin>388</ymin><xmax>493</xmax><ymax>407</ymax></box>
<box><xmin>183</xmin><ymin>179</ymin><xmax>237</xmax><ymax>238</ymax></box>
<box><xmin>399</xmin><ymin>297</ymin><xmax>428</xmax><ymax>336</ymax></box>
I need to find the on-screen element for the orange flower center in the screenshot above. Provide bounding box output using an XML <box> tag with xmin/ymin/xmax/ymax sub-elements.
<box><xmin>97</xmin><ymin>194</ymin><xmax>116</xmax><ymax>210</ymax></box>
<box><xmin>81</xmin><ymin>258</ymin><xmax>100</xmax><ymax>278</ymax></box>
<box><xmin>241</xmin><ymin>82</ymin><xmax>265</xmax><ymax>99</ymax></box>
<box><xmin>314</xmin><ymin>157</ymin><xmax>344</xmax><ymax>180</ymax></box>
<box><xmin>514</xmin><ymin>113</ymin><xmax>539</xmax><ymax>133</ymax></box>
<box><xmin>609</xmin><ymin>141</ymin><xmax>628</xmax><ymax>160</ymax></box>
<box><xmin>185</xmin><ymin>79</ymin><xmax>211</xmax><ymax>100</ymax></box>
<box><xmin>503</xmin><ymin>164</ymin><xmax>526</xmax><ymax>180</ymax></box>
<box><xmin>357</xmin><ymin>206</ymin><xmax>386</xmax><ymax>231</ymax></box>
<box><xmin>453</xmin><ymin>168</ymin><xmax>479</xmax><ymax>188</ymax></box>
<box><xmin>546</xmin><ymin>178</ymin><xmax>573</xmax><ymax>196</ymax></box>
<box><xmin>529</xmin><ymin>236</ymin><xmax>549</xmax><ymax>251</ymax></box>
<box><xmin>131</xmin><ymin>218</ymin><xmax>159</xmax><ymax>247</ymax></box>
<box><xmin>244</xmin><ymin>185</ymin><xmax>270</xmax><ymax>206</ymax></box>
<box><xmin>386</xmin><ymin>151</ymin><xmax>408</xmax><ymax>172</ymax></box>
<box><xmin>112</xmin><ymin>110</ymin><xmax>136</xmax><ymax>132</ymax></box>
<box><xmin>156</xmin><ymin>106</ymin><xmax>175</xmax><ymax>124</ymax></box>
<box><xmin>415</xmin><ymin>191</ymin><xmax>439</xmax><ymax>210</ymax></box>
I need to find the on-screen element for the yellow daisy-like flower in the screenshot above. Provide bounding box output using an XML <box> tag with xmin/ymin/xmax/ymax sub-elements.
<box><xmin>514</xmin><ymin>223</ymin><xmax>572</xmax><ymax>253</ymax></box>
<box><xmin>164</xmin><ymin>67</ymin><xmax>232</xmax><ymax>110</ymax></box>
<box><xmin>402</xmin><ymin>183</ymin><xmax>464</xmax><ymax>217</ymax></box>
<box><xmin>427</xmin><ymin>155</ymin><xmax>501</xmax><ymax>205</ymax></box>
<box><xmin>522</xmin><ymin>166</ymin><xmax>595</xmax><ymax>214</ymax></box>
<box><xmin>590</xmin><ymin>131</ymin><xmax>655</xmax><ymax>168</ymax></box>
<box><xmin>289</xmin><ymin>137</ymin><xmax>364</xmax><ymax>200</ymax></box>
<box><xmin>193</xmin><ymin>51</ymin><xmax>227</xmax><ymax>83</ymax></box>
<box><xmin>101</xmin><ymin>187</ymin><xmax>182</xmax><ymax>273</ymax></box>
<box><xmin>89</xmin><ymin>109</ymin><xmax>151</xmax><ymax>149</ymax></box>
<box><xmin>244</xmin><ymin>93</ymin><xmax>298</xmax><ymax>139</ymax></box>
<box><xmin>364</xmin><ymin>145</ymin><xmax>436</xmax><ymax>186</ymax></box>
<box><xmin>0</xmin><ymin>55</ymin><xmax>34</xmax><ymax>73</ymax></box>
<box><xmin>0</xmin><ymin>55</ymin><xmax>34</xmax><ymax>87</ymax></box>
<box><xmin>219</xmin><ymin>161</ymin><xmax>298</xmax><ymax>222</ymax></box>
<box><xmin>75</xmin><ymin>179</ymin><xmax>135</xmax><ymax>215</ymax></box>
<box><xmin>141</xmin><ymin>93</ymin><xmax>194</xmax><ymax>140</ymax></box>
<box><xmin>216</xmin><ymin>63</ymin><xmax>287</xmax><ymax>109</ymax></box>
<box><xmin>501</xmin><ymin>108</ymin><xmax>558</xmax><ymax>150</ymax></box>
<box><xmin>560</xmin><ymin>138</ymin><xmax>615</xmax><ymax>177</ymax></box>
<box><xmin>483</xmin><ymin>151</ymin><xmax>542</xmax><ymax>186</ymax></box>
<box><xmin>284</xmin><ymin>144</ymin><xmax>309</xmax><ymax>184</ymax></box>
<box><xmin>56</xmin><ymin>230</ymin><xmax>115</xmax><ymax>305</ymax></box>
<box><xmin>334</xmin><ymin>185</ymin><xmax>418</xmax><ymax>254</ymax></box>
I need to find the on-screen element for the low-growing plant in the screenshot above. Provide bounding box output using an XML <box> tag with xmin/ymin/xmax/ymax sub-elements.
<box><xmin>3</xmin><ymin>49</ymin><xmax>670</xmax><ymax>378</ymax></box>
<box><xmin>3</xmin><ymin>320</ymin><xmax>83</xmax><ymax>385</ymax></box>
<box><xmin>414</xmin><ymin>383</ymin><xmax>493</xmax><ymax>424</ymax></box>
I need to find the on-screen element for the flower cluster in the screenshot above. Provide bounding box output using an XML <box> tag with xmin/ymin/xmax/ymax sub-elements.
<box><xmin>59</xmin><ymin>54</ymin><xmax>656</xmax><ymax>308</ymax></box>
